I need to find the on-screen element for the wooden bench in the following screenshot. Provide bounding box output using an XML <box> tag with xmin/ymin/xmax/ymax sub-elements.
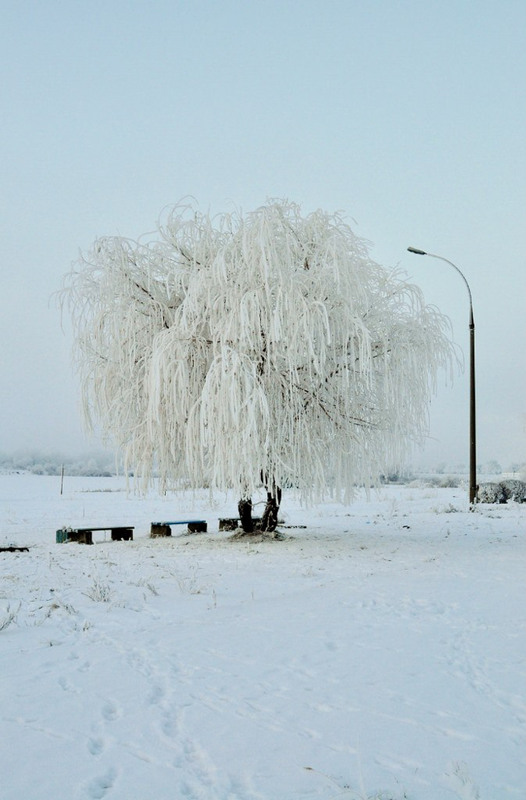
<box><xmin>218</xmin><ymin>516</ymin><xmax>283</xmax><ymax>531</ymax></box>
<box><xmin>150</xmin><ymin>520</ymin><xmax>207</xmax><ymax>537</ymax></box>
<box><xmin>218</xmin><ymin>517</ymin><xmax>262</xmax><ymax>531</ymax></box>
<box><xmin>56</xmin><ymin>527</ymin><xmax>134</xmax><ymax>545</ymax></box>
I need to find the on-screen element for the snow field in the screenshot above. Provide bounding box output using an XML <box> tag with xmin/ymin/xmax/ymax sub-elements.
<box><xmin>1</xmin><ymin>474</ymin><xmax>525</xmax><ymax>799</ymax></box>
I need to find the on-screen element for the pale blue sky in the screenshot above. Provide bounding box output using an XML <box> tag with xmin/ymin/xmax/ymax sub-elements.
<box><xmin>1</xmin><ymin>0</ymin><xmax>525</xmax><ymax>470</ymax></box>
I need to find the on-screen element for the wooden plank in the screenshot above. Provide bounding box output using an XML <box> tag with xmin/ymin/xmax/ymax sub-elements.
<box><xmin>150</xmin><ymin>520</ymin><xmax>207</xmax><ymax>537</ymax></box>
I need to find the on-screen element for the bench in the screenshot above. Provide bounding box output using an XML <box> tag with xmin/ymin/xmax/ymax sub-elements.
<box><xmin>218</xmin><ymin>517</ymin><xmax>262</xmax><ymax>531</ymax></box>
<box><xmin>218</xmin><ymin>517</ymin><xmax>284</xmax><ymax>531</ymax></box>
<box><xmin>150</xmin><ymin>520</ymin><xmax>207</xmax><ymax>537</ymax></box>
<box><xmin>56</xmin><ymin>527</ymin><xmax>134</xmax><ymax>545</ymax></box>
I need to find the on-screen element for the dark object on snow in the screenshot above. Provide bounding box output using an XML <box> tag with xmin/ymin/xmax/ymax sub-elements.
<box><xmin>0</xmin><ymin>546</ymin><xmax>29</xmax><ymax>552</ymax></box>
<box><xmin>219</xmin><ymin>516</ymin><xmax>285</xmax><ymax>531</ymax></box>
<box><xmin>220</xmin><ymin>516</ymin><xmax>262</xmax><ymax>531</ymax></box>
<box><xmin>56</xmin><ymin>526</ymin><xmax>134</xmax><ymax>544</ymax></box>
<box><xmin>219</xmin><ymin>516</ymin><xmax>261</xmax><ymax>531</ymax></box>
<box><xmin>238</xmin><ymin>498</ymin><xmax>255</xmax><ymax>533</ymax></box>
<box><xmin>150</xmin><ymin>520</ymin><xmax>207</xmax><ymax>537</ymax></box>
<box><xmin>237</xmin><ymin>479</ymin><xmax>283</xmax><ymax>533</ymax></box>
<box><xmin>476</xmin><ymin>480</ymin><xmax>526</xmax><ymax>504</ymax></box>
<box><xmin>220</xmin><ymin>517</ymin><xmax>245</xmax><ymax>531</ymax></box>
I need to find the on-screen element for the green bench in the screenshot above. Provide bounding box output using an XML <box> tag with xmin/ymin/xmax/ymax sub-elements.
<box><xmin>150</xmin><ymin>520</ymin><xmax>207</xmax><ymax>537</ymax></box>
<box><xmin>56</xmin><ymin>526</ymin><xmax>134</xmax><ymax>545</ymax></box>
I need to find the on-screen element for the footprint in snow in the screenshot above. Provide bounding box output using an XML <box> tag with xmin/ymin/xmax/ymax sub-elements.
<box><xmin>101</xmin><ymin>701</ymin><xmax>120</xmax><ymax>721</ymax></box>
<box><xmin>127</xmin><ymin>649</ymin><xmax>153</xmax><ymax>677</ymax></box>
<box><xmin>87</xmin><ymin>736</ymin><xmax>105</xmax><ymax>756</ymax></box>
<box><xmin>444</xmin><ymin>760</ymin><xmax>480</xmax><ymax>800</ymax></box>
<box><xmin>87</xmin><ymin>767</ymin><xmax>118</xmax><ymax>799</ymax></box>
<box><xmin>148</xmin><ymin>682</ymin><xmax>165</xmax><ymax>705</ymax></box>
<box><xmin>58</xmin><ymin>675</ymin><xmax>78</xmax><ymax>693</ymax></box>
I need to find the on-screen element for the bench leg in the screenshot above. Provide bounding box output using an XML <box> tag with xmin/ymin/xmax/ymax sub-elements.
<box><xmin>188</xmin><ymin>522</ymin><xmax>207</xmax><ymax>533</ymax></box>
<box><xmin>150</xmin><ymin>524</ymin><xmax>172</xmax><ymax>538</ymax></box>
<box><xmin>218</xmin><ymin>518</ymin><xmax>239</xmax><ymax>531</ymax></box>
<box><xmin>111</xmin><ymin>528</ymin><xmax>133</xmax><ymax>541</ymax></box>
<box><xmin>68</xmin><ymin>530</ymin><xmax>92</xmax><ymax>545</ymax></box>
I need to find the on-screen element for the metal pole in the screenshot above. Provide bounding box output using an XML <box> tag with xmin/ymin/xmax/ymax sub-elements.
<box><xmin>407</xmin><ymin>247</ymin><xmax>477</xmax><ymax>507</ymax></box>
<box><xmin>468</xmin><ymin>303</ymin><xmax>476</xmax><ymax>506</ymax></box>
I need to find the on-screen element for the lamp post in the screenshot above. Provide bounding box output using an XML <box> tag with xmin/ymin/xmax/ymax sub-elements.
<box><xmin>407</xmin><ymin>247</ymin><xmax>477</xmax><ymax>507</ymax></box>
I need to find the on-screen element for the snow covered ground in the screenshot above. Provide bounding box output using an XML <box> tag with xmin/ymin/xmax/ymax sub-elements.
<box><xmin>1</xmin><ymin>473</ymin><xmax>524</xmax><ymax>800</ymax></box>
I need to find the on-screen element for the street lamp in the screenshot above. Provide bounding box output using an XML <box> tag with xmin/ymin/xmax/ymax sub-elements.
<box><xmin>407</xmin><ymin>247</ymin><xmax>477</xmax><ymax>507</ymax></box>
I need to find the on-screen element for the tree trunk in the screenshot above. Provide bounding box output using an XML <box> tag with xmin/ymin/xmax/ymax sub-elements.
<box><xmin>238</xmin><ymin>483</ymin><xmax>282</xmax><ymax>534</ymax></box>
<box><xmin>238</xmin><ymin>497</ymin><xmax>254</xmax><ymax>533</ymax></box>
<box><xmin>260</xmin><ymin>485</ymin><xmax>282</xmax><ymax>532</ymax></box>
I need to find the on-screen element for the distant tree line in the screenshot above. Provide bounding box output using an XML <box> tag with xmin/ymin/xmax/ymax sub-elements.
<box><xmin>1</xmin><ymin>451</ymin><xmax>523</xmax><ymax>482</ymax></box>
<box><xmin>0</xmin><ymin>451</ymin><xmax>118</xmax><ymax>476</ymax></box>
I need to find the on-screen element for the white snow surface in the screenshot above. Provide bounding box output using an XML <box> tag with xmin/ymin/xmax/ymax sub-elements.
<box><xmin>1</xmin><ymin>474</ymin><xmax>524</xmax><ymax>800</ymax></box>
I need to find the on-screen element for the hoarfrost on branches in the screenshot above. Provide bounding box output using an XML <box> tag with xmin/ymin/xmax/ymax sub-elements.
<box><xmin>63</xmin><ymin>200</ymin><xmax>456</xmax><ymax>512</ymax></box>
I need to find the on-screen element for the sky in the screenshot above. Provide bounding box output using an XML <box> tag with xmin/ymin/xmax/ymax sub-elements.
<box><xmin>1</xmin><ymin>0</ymin><xmax>525</xmax><ymax>472</ymax></box>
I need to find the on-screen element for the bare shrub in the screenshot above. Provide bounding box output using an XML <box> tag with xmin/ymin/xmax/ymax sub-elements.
<box><xmin>0</xmin><ymin>602</ymin><xmax>20</xmax><ymax>631</ymax></box>
<box><xmin>84</xmin><ymin>579</ymin><xmax>114</xmax><ymax>603</ymax></box>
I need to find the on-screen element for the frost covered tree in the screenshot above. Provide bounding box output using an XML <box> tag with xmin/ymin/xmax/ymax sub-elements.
<box><xmin>64</xmin><ymin>200</ymin><xmax>455</xmax><ymax>533</ymax></box>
